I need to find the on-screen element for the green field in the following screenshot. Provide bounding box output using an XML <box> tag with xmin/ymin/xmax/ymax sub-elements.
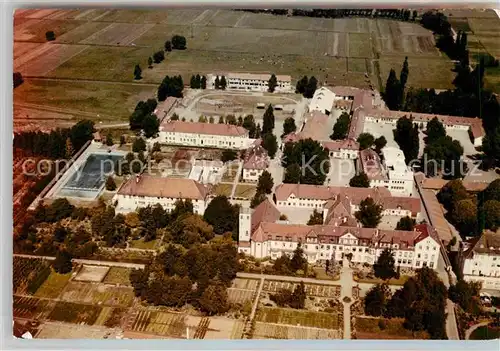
<box><xmin>33</xmin><ymin>270</ymin><xmax>72</xmax><ymax>299</ymax></box>
<box><xmin>47</xmin><ymin>301</ymin><xmax>103</xmax><ymax>325</ymax></box>
<box><xmin>469</xmin><ymin>325</ymin><xmax>500</xmax><ymax>340</ymax></box>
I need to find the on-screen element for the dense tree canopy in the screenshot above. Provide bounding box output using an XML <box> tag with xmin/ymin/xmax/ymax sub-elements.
<box><xmin>282</xmin><ymin>117</ymin><xmax>297</xmax><ymax>137</ymax></box>
<box><xmin>307</xmin><ymin>209</ymin><xmax>324</xmax><ymax>225</ymax></box>
<box><xmin>373</xmin><ymin>248</ymin><xmax>397</xmax><ymax>280</ymax></box>
<box><xmin>355</xmin><ymin>197</ymin><xmax>383</xmax><ymax>228</ymax></box>
<box><xmin>203</xmin><ymin>195</ymin><xmax>239</xmax><ymax>237</ymax></box>
<box><xmin>364</xmin><ymin>284</ymin><xmax>390</xmax><ymax>316</ymax></box>
<box><xmin>157</xmin><ymin>75</ymin><xmax>183</xmax><ymax>101</ymax></box>
<box><xmin>261</xmin><ymin>133</ymin><xmax>278</xmax><ymax>159</ymax></box>
<box><xmin>330</xmin><ymin>112</ymin><xmax>351</xmax><ymax>140</ymax></box>
<box><xmin>282</xmin><ymin>139</ymin><xmax>330</xmax><ymax>185</ymax></box>
<box><xmin>349</xmin><ymin>172</ymin><xmax>370</xmax><ymax>188</ymax></box>
<box><xmin>396</xmin><ymin>216</ymin><xmax>416</xmax><ymax>231</ymax></box>
<box><xmin>393</xmin><ymin>116</ymin><xmax>419</xmax><ymax>164</ymax></box>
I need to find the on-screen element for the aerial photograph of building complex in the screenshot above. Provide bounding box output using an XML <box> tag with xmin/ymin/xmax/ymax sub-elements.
<box><xmin>12</xmin><ymin>7</ymin><xmax>500</xmax><ymax>341</ymax></box>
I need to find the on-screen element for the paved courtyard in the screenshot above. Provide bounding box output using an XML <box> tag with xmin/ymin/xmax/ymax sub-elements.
<box><xmin>276</xmin><ymin>206</ymin><xmax>316</xmax><ymax>225</ymax></box>
<box><xmin>325</xmin><ymin>158</ymin><xmax>356</xmax><ymax>187</ymax></box>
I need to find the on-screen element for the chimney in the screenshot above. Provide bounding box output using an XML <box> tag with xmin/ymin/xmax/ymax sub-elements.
<box><xmin>136</xmin><ymin>175</ymin><xmax>140</xmax><ymax>183</ymax></box>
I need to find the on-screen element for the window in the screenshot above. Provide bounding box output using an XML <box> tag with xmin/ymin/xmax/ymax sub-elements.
<box><xmin>430</xmin><ymin>262</ymin><xmax>434</xmax><ymax>268</ymax></box>
<box><xmin>416</xmin><ymin>261</ymin><xmax>420</xmax><ymax>266</ymax></box>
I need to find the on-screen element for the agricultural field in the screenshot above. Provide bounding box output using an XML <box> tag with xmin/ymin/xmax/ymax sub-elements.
<box><xmin>255</xmin><ymin>307</ymin><xmax>340</xmax><ymax>330</ymax></box>
<box><xmin>354</xmin><ymin>316</ymin><xmax>429</xmax><ymax>339</ymax></box>
<box><xmin>262</xmin><ymin>280</ymin><xmax>341</xmax><ymax>298</ymax></box>
<box><xmin>13</xmin><ymin>257</ymin><xmax>52</xmax><ymax>295</ymax></box>
<box><xmin>47</xmin><ymin>301</ymin><xmax>103</xmax><ymax>325</ymax></box>
<box><xmin>128</xmin><ymin>310</ymin><xmax>193</xmax><ymax>338</ymax></box>
<box><xmin>33</xmin><ymin>270</ymin><xmax>72</xmax><ymax>299</ymax></box>
<box><xmin>59</xmin><ymin>281</ymin><xmax>135</xmax><ymax>307</ymax></box>
<box><xmin>253</xmin><ymin>322</ymin><xmax>342</xmax><ymax>339</ymax></box>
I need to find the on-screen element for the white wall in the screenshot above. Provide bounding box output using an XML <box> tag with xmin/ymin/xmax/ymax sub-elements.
<box><xmin>114</xmin><ymin>194</ymin><xmax>206</xmax><ymax>215</ymax></box>
<box><xmin>243</xmin><ymin>168</ymin><xmax>264</xmax><ymax>182</ymax></box>
<box><xmin>160</xmin><ymin>130</ymin><xmax>252</xmax><ymax>150</ymax></box>
<box><xmin>463</xmin><ymin>253</ymin><xmax>500</xmax><ymax>278</ymax></box>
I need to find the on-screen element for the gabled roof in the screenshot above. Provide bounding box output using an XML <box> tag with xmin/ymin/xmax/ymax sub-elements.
<box><xmin>117</xmin><ymin>175</ymin><xmax>208</xmax><ymax>200</ymax></box>
<box><xmin>243</xmin><ymin>145</ymin><xmax>269</xmax><ymax>170</ymax></box>
<box><xmin>251</xmin><ymin>198</ymin><xmax>281</xmax><ymax>232</ymax></box>
<box><xmin>161</xmin><ymin>120</ymin><xmax>249</xmax><ymax>137</ymax></box>
<box><xmin>466</xmin><ymin>231</ymin><xmax>500</xmax><ymax>256</ymax></box>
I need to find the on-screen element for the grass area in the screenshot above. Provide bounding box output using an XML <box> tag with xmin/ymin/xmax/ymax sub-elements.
<box><xmin>469</xmin><ymin>325</ymin><xmax>500</xmax><ymax>340</ymax></box>
<box><xmin>212</xmin><ymin>183</ymin><xmax>233</xmax><ymax>196</ymax></box>
<box><xmin>33</xmin><ymin>270</ymin><xmax>72</xmax><ymax>299</ymax></box>
<box><xmin>312</xmin><ymin>267</ymin><xmax>340</xmax><ymax>281</ymax></box>
<box><xmin>233</xmin><ymin>184</ymin><xmax>257</xmax><ymax>199</ymax></box>
<box><xmin>47</xmin><ymin>301</ymin><xmax>103</xmax><ymax>325</ymax></box>
<box><xmin>15</xmin><ymin>19</ymin><xmax>85</xmax><ymax>42</ymax></box>
<box><xmin>348</xmin><ymin>58</ymin><xmax>369</xmax><ymax>73</ymax></box>
<box><xmin>102</xmin><ymin>267</ymin><xmax>132</xmax><ymax>285</ymax></box>
<box><xmin>255</xmin><ymin>307</ymin><xmax>339</xmax><ymax>329</ymax></box>
<box><xmin>14</xmin><ymin>80</ymin><xmax>156</xmax><ymax>121</ymax></box>
<box><xmin>355</xmin><ymin>316</ymin><xmax>429</xmax><ymax>339</ymax></box>
<box><xmin>354</xmin><ymin>275</ymin><xmax>410</xmax><ymax>286</ymax></box>
<box><xmin>59</xmin><ymin>281</ymin><xmax>135</xmax><ymax>307</ymax></box>
<box><xmin>129</xmin><ymin>238</ymin><xmax>158</xmax><ymax>250</ymax></box>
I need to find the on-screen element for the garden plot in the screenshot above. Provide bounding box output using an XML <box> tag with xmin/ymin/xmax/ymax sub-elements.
<box><xmin>81</xmin><ymin>23</ymin><xmax>155</xmax><ymax>46</ymax></box>
<box><xmin>13</xmin><ymin>295</ymin><xmax>52</xmax><ymax>320</ymax></box>
<box><xmin>255</xmin><ymin>307</ymin><xmax>340</xmax><ymax>330</ymax></box>
<box><xmin>355</xmin><ymin>316</ymin><xmax>429</xmax><ymax>339</ymax></box>
<box><xmin>73</xmin><ymin>265</ymin><xmax>110</xmax><ymax>282</ymax></box>
<box><xmin>231</xmin><ymin>278</ymin><xmax>259</xmax><ymax>290</ymax></box>
<box><xmin>36</xmin><ymin>322</ymin><xmax>115</xmax><ymax>339</ymax></box>
<box><xmin>203</xmin><ymin>317</ymin><xmax>245</xmax><ymax>339</ymax></box>
<box><xmin>130</xmin><ymin>310</ymin><xmax>197</xmax><ymax>338</ymax></box>
<box><xmin>253</xmin><ymin>322</ymin><xmax>342</xmax><ymax>339</ymax></box>
<box><xmin>227</xmin><ymin>288</ymin><xmax>255</xmax><ymax>304</ymax></box>
<box><xmin>102</xmin><ymin>267</ymin><xmax>132</xmax><ymax>285</ymax></box>
<box><xmin>34</xmin><ymin>271</ymin><xmax>72</xmax><ymax>299</ymax></box>
<box><xmin>59</xmin><ymin>281</ymin><xmax>135</xmax><ymax>307</ymax></box>
<box><xmin>47</xmin><ymin>301</ymin><xmax>103</xmax><ymax>325</ymax></box>
<box><xmin>13</xmin><ymin>256</ymin><xmax>51</xmax><ymax>295</ymax></box>
<box><xmin>262</xmin><ymin>281</ymin><xmax>341</xmax><ymax>298</ymax></box>
<box><xmin>233</xmin><ymin>184</ymin><xmax>257</xmax><ymax>199</ymax></box>
<box><xmin>15</xmin><ymin>44</ymin><xmax>89</xmax><ymax>76</ymax></box>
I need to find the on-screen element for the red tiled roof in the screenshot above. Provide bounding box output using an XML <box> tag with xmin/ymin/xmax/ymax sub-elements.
<box><xmin>322</xmin><ymin>138</ymin><xmax>359</xmax><ymax>151</ymax></box>
<box><xmin>251</xmin><ymin>198</ymin><xmax>281</xmax><ymax>232</ymax></box>
<box><xmin>117</xmin><ymin>175</ymin><xmax>208</xmax><ymax>200</ymax></box>
<box><xmin>243</xmin><ymin>145</ymin><xmax>269</xmax><ymax>170</ymax></box>
<box><xmin>161</xmin><ymin>120</ymin><xmax>249</xmax><ymax>137</ymax></box>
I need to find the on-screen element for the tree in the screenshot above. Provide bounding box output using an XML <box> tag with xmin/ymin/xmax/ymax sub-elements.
<box><xmin>164</xmin><ymin>40</ymin><xmax>172</xmax><ymax>52</ymax></box>
<box><xmin>52</xmin><ymin>249</ymin><xmax>72</xmax><ymax>274</ymax></box>
<box><xmin>437</xmin><ymin>179</ymin><xmax>468</xmax><ymax>211</ymax></box>
<box><xmin>270</xmin><ymin>288</ymin><xmax>294</xmax><ymax>307</ymax></box>
<box><xmin>13</xmin><ymin>72</ymin><xmax>23</xmax><ymax>88</ymax></box>
<box><xmin>256</xmin><ymin>170</ymin><xmax>274</xmax><ymax>194</ymax></box>
<box><xmin>412</xmin><ymin>10</ymin><xmax>418</xmax><ymax>21</ymax></box>
<box><xmin>374</xmin><ymin>248</ymin><xmax>397</xmax><ymax>280</ymax></box>
<box><xmin>132</xmin><ymin>137</ymin><xmax>146</xmax><ymax>152</ymax></box>
<box><xmin>242</xmin><ymin>115</ymin><xmax>257</xmax><ymax>138</ymax></box>
<box><xmin>425</xmin><ymin>117</ymin><xmax>446</xmax><ymax>144</ymax></box>
<box><xmin>284</xmin><ymin>163</ymin><xmax>302</xmax><ymax>184</ymax></box>
<box><xmin>355</xmin><ymin>197</ymin><xmax>383</xmax><ymax>228</ymax></box>
<box><xmin>45</xmin><ymin>31</ymin><xmax>55</xmax><ymax>41</ymax></box>
<box><xmin>214</xmin><ymin>76</ymin><xmax>220</xmax><ymax>90</ymax></box>
<box><xmin>171</xmin><ymin>35</ymin><xmax>187</xmax><ymax>50</ymax></box>
<box><xmin>119</xmin><ymin>135</ymin><xmax>126</xmax><ymax>146</ymax></box>
<box><xmin>53</xmin><ymin>225</ymin><xmax>69</xmax><ymax>242</ymax></box>
<box><xmin>349</xmin><ymin>172</ymin><xmax>370</xmax><ymax>187</ymax></box>
<box><xmin>250</xmin><ymin>191</ymin><xmax>267</xmax><ymax>209</ymax></box>
<box><xmin>225</xmin><ymin>114</ymin><xmax>237</xmax><ymax>125</ymax></box>
<box><xmin>261</xmin><ymin>133</ymin><xmax>278</xmax><ymax>159</ymax></box>
<box><xmin>130</xmin><ymin>268</ymin><xmax>150</xmax><ymax>298</ymax></box>
<box><xmin>304</xmin><ymin>76</ymin><xmax>317</xmax><ymax>98</ymax></box>
<box><xmin>364</xmin><ymin>284</ymin><xmax>390</xmax><ymax>316</ymax></box>
<box><xmin>105</xmin><ymin>176</ymin><xmax>117</xmax><ymax>191</ymax></box>
<box><xmin>483</xmin><ymin>200</ymin><xmax>500</xmax><ymax>231</ymax></box>
<box><xmin>142</xmin><ymin>113</ymin><xmax>159</xmax><ymax>138</ymax></box>
<box><xmin>282</xmin><ymin>117</ymin><xmax>296</xmax><ymax>137</ymax></box>
<box><xmin>448</xmin><ymin>279</ymin><xmax>482</xmax><ymax>315</ymax></box>
<box><xmin>198</xmin><ymin>284</ymin><xmax>229</xmax><ymax>315</ymax></box>
<box><xmin>330</xmin><ymin>112</ymin><xmax>350</xmax><ymax>139</ymax></box>
<box><xmin>483</xmin><ymin>179</ymin><xmax>500</xmax><ymax>202</ymax></box>
<box><xmin>221</xmin><ymin>149</ymin><xmax>237</xmax><ymax>163</ymax></box>
<box><xmin>451</xmin><ymin>199</ymin><xmax>478</xmax><ymax>236</ymax></box>
<box><xmin>282</xmin><ymin>139</ymin><xmax>330</xmax><ymax>185</ymax></box>
<box><xmin>393</xmin><ymin>116</ymin><xmax>419</xmax><ymax>164</ymax></box>
<box><xmin>220</xmin><ymin>76</ymin><xmax>227</xmax><ymax>90</ymax></box>
<box><xmin>268</xmin><ymin>74</ymin><xmax>278</xmax><ymax>93</ymax></box>
<box><xmin>384</xmin><ymin>68</ymin><xmax>401</xmax><ymax>110</ymax></box>
<box><xmin>134</xmin><ymin>65</ymin><xmax>142</xmax><ymax>80</ymax></box>
<box><xmin>357</xmin><ymin>133</ymin><xmax>375</xmax><ymax>150</ymax></box>
<box><xmin>65</xmin><ymin>138</ymin><xmax>74</xmax><ymax>159</ymax></box>
<box><xmin>295</xmin><ymin>75</ymin><xmax>308</xmax><ymax>94</ymax></box>
<box><xmin>157</xmin><ymin>75</ymin><xmax>183</xmax><ymax>101</ymax></box>
<box><xmin>104</xmin><ymin>133</ymin><xmax>113</xmax><ymax>146</ymax></box>
<box><xmin>307</xmin><ymin>209</ymin><xmax>323</xmax><ymax>225</ymax></box>
<box><xmin>289</xmin><ymin>282</ymin><xmax>306</xmax><ymax>309</ymax></box>
<box><xmin>203</xmin><ymin>195</ymin><xmax>239</xmax><ymax>235</ymax></box>
<box><xmin>262</xmin><ymin>104</ymin><xmax>275</xmax><ymax>134</ymax></box>
<box><xmin>290</xmin><ymin>242</ymin><xmax>307</xmax><ymax>273</ymax></box>
<box><xmin>148</xmin><ymin>56</ymin><xmax>153</xmax><ymax>68</ymax></box>
<box><xmin>218</xmin><ymin>115</ymin><xmax>224</xmax><ymax>124</ymax></box>
<box><xmin>399</xmin><ymin>56</ymin><xmax>409</xmax><ymax>102</ymax></box>
<box><xmin>190</xmin><ymin>75</ymin><xmax>197</xmax><ymax>89</ymax></box>
<box><xmin>374</xmin><ymin>136</ymin><xmax>387</xmax><ymax>153</ymax></box>
<box><xmin>153</xmin><ymin>50</ymin><xmax>165</xmax><ymax>63</ymax></box>
<box><xmin>201</xmin><ymin>76</ymin><xmax>207</xmax><ymax>89</ymax></box>
<box><xmin>396</xmin><ymin>216</ymin><xmax>416</xmax><ymax>231</ymax></box>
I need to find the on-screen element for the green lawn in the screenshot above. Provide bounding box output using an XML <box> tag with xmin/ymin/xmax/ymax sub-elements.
<box><xmin>34</xmin><ymin>270</ymin><xmax>72</xmax><ymax>299</ymax></box>
<box><xmin>354</xmin><ymin>274</ymin><xmax>410</xmax><ymax>286</ymax></box>
<box><xmin>255</xmin><ymin>307</ymin><xmax>339</xmax><ymax>330</ymax></box>
<box><xmin>355</xmin><ymin>316</ymin><xmax>429</xmax><ymax>339</ymax></box>
<box><xmin>129</xmin><ymin>238</ymin><xmax>158</xmax><ymax>250</ymax></box>
<box><xmin>469</xmin><ymin>325</ymin><xmax>500</xmax><ymax>340</ymax></box>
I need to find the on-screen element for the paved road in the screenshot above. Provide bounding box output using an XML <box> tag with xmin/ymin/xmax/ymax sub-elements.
<box><xmin>230</xmin><ymin>160</ymin><xmax>244</xmax><ymax>198</ymax></box>
<box><xmin>446</xmin><ymin>299</ymin><xmax>460</xmax><ymax>340</ymax></box>
<box><xmin>14</xmin><ymin>253</ymin><xmax>145</xmax><ymax>269</ymax></box>
<box><xmin>340</xmin><ymin>258</ymin><xmax>354</xmax><ymax>340</ymax></box>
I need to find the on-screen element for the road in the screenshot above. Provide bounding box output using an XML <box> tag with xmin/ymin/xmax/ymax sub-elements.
<box><xmin>230</xmin><ymin>160</ymin><xmax>244</xmax><ymax>198</ymax></box>
<box><xmin>340</xmin><ymin>258</ymin><xmax>354</xmax><ymax>339</ymax></box>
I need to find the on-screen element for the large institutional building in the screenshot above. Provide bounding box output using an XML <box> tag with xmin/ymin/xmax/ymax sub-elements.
<box><xmin>113</xmin><ymin>175</ymin><xmax>209</xmax><ymax>215</ymax></box>
<box><xmin>207</xmin><ymin>72</ymin><xmax>292</xmax><ymax>93</ymax></box>
<box><xmin>238</xmin><ymin>198</ymin><xmax>440</xmax><ymax>269</ymax></box>
<box><xmin>462</xmin><ymin>231</ymin><xmax>500</xmax><ymax>290</ymax></box>
<box><xmin>159</xmin><ymin>120</ymin><xmax>255</xmax><ymax>150</ymax></box>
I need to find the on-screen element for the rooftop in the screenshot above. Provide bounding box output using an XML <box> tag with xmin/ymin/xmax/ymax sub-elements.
<box><xmin>243</xmin><ymin>144</ymin><xmax>269</xmax><ymax>170</ymax></box>
<box><xmin>309</xmin><ymin>87</ymin><xmax>336</xmax><ymax>113</ymax></box>
<box><xmin>161</xmin><ymin>120</ymin><xmax>249</xmax><ymax>137</ymax></box>
<box><xmin>117</xmin><ymin>175</ymin><xmax>208</xmax><ymax>200</ymax></box>
<box><xmin>226</xmin><ymin>72</ymin><xmax>291</xmax><ymax>82</ymax></box>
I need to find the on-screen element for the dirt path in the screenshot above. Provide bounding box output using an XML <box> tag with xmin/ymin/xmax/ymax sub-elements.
<box><xmin>230</xmin><ymin>160</ymin><xmax>243</xmax><ymax>198</ymax></box>
<box><xmin>14</xmin><ymin>253</ymin><xmax>146</xmax><ymax>269</ymax></box>
<box><xmin>23</xmin><ymin>76</ymin><xmax>158</xmax><ymax>87</ymax></box>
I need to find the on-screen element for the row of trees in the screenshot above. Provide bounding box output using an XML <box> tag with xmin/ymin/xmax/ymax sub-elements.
<box><xmin>157</xmin><ymin>75</ymin><xmax>184</xmax><ymax>101</ymax></box>
<box><xmin>189</xmin><ymin>74</ymin><xmax>207</xmax><ymax>89</ymax></box>
<box><xmin>13</xmin><ymin>120</ymin><xmax>95</xmax><ymax>159</ymax></box>
<box><xmin>214</xmin><ymin>76</ymin><xmax>227</xmax><ymax>90</ymax></box>
<box><xmin>241</xmin><ymin>9</ymin><xmax>418</xmax><ymax>21</ymax></box>
<box><xmin>364</xmin><ymin>267</ymin><xmax>448</xmax><ymax>339</ymax></box>
<box><xmin>295</xmin><ymin>76</ymin><xmax>318</xmax><ymax>98</ymax></box>
<box><xmin>260</xmin><ymin>105</ymin><xmax>278</xmax><ymax>159</ymax></box>
<box><xmin>384</xmin><ymin>56</ymin><xmax>409</xmax><ymax>111</ymax></box>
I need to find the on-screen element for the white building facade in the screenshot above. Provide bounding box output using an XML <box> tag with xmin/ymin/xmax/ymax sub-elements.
<box><xmin>207</xmin><ymin>72</ymin><xmax>292</xmax><ymax>93</ymax></box>
<box><xmin>113</xmin><ymin>176</ymin><xmax>209</xmax><ymax>215</ymax></box>
<box><xmin>159</xmin><ymin>120</ymin><xmax>254</xmax><ymax>150</ymax></box>
<box><xmin>462</xmin><ymin>232</ymin><xmax>500</xmax><ymax>291</ymax></box>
